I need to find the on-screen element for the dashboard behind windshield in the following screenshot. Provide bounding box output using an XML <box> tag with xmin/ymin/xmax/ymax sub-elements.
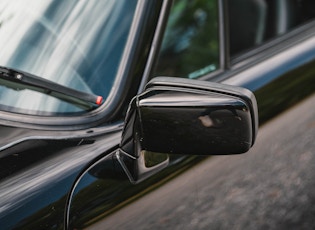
<box><xmin>0</xmin><ymin>0</ymin><xmax>137</xmax><ymax>115</ymax></box>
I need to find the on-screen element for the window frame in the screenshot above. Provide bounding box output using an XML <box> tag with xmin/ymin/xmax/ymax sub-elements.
<box><xmin>200</xmin><ymin>0</ymin><xmax>315</xmax><ymax>84</ymax></box>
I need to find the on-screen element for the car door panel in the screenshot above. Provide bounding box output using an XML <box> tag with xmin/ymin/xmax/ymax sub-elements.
<box><xmin>0</xmin><ymin>131</ymin><xmax>121</xmax><ymax>230</ymax></box>
<box><xmin>67</xmin><ymin>12</ymin><xmax>315</xmax><ymax>230</ymax></box>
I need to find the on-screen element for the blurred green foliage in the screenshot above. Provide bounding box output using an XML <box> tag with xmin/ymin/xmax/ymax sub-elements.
<box><xmin>154</xmin><ymin>0</ymin><xmax>219</xmax><ymax>78</ymax></box>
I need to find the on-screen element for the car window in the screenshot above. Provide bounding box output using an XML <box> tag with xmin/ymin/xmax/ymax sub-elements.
<box><xmin>228</xmin><ymin>0</ymin><xmax>315</xmax><ymax>57</ymax></box>
<box><xmin>0</xmin><ymin>0</ymin><xmax>137</xmax><ymax>115</ymax></box>
<box><xmin>154</xmin><ymin>0</ymin><xmax>219</xmax><ymax>79</ymax></box>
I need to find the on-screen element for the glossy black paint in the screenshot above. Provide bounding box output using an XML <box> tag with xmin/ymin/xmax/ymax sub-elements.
<box><xmin>121</xmin><ymin>77</ymin><xmax>258</xmax><ymax>156</ymax></box>
<box><xmin>0</xmin><ymin>128</ymin><xmax>121</xmax><ymax>229</ymax></box>
<box><xmin>117</xmin><ymin>77</ymin><xmax>258</xmax><ymax>184</ymax></box>
<box><xmin>0</xmin><ymin>1</ymin><xmax>315</xmax><ymax>230</ymax></box>
<box><xmin>138</xmin><ymin>90</ymin><xmax>252</xmax><ymax>154</ymax></box>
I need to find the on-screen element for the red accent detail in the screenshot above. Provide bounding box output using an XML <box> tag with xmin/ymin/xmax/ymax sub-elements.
<box><xmin>96</xmin><ymin>96</ymin><xmax>103</xmax><ymax>105</ymax></box>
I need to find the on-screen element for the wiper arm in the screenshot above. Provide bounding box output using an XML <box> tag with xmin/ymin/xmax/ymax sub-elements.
<box><xmin>0</xmin><ymin>66</ymin><xmax>103</xmax><ymax>108</ymax></box>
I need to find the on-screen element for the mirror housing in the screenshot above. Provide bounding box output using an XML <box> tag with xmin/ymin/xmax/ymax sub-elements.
<box><xmin>118</xmin><ymin>77</ymin><xmax>258</xmax><ymax>183</ymax></box>
<box><xmin>120</xmin><ymin>77</ymin><xmax>258</xmax><ymax>157</ymax></box>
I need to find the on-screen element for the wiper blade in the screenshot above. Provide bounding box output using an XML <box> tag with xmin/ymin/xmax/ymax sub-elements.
<box><xmin>0</xmin><ymin>66</ymin><xmax>103</xmax><ymax>108</ymax></box>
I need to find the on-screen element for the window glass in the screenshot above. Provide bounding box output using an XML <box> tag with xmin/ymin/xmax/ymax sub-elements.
<box><xmin>154</xmin><ymin>0</ymin><xmax>219</xmax><ymax>79</ymax></box>
<box><xmin>0</xmin><ymin>0</ymin><xmax>137</xmax><ymax>115</ymax></box>
<box><xmin>228</xmin><ymin>0</ymin><xmax>315</xmax><ymax>56</ymax></box>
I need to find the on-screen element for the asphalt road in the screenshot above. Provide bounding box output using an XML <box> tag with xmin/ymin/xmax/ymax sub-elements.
<box><xmin>90</xmin><ymin>93</ymin><xmax>315</xmax><ymax>230</ymax></box>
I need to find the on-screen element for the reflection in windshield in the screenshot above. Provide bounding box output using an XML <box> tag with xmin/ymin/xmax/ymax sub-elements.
<box><xmin>0</xmin><ymin>0</ymin><xmax>137</xmax><ymax>115</ymax></box>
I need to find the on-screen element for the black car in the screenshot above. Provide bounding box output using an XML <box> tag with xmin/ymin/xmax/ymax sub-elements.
<box><xmin>0</xmin><ymin>0</ymin><xmax>315</xmax><ymax>229</ymax></box>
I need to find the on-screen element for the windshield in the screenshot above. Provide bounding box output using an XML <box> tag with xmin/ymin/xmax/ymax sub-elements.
<box><xmin>0</xmin><ymin>0</ymin><xmax>137</xmax><ymax>115</ymax></box>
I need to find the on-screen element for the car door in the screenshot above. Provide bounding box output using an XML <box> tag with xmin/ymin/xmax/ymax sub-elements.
<box><xmin>0</xmin><ymin>0</ymin><xmax>314</xmax><ymax>229</ymax></box>
<box><xmin>66</xmin><ymin>0</ymin><xmax>315</xmax><ymax>229</ymax></box>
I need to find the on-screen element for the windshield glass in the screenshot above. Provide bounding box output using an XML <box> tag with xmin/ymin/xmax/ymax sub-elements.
<box><xmin>0</xmin><ymin>0</ymin><xmax>137</xmax><ymax>115</ymax></box>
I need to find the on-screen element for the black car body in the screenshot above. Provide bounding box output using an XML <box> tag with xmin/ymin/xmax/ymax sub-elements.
<box><xmin>0</xmin><ymin>0</ymin><xmax>315</xmax><ymax>229</ymax></box>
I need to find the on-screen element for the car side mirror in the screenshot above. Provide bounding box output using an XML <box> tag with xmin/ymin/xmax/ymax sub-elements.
<box><xmin>117</xmin><ymin>77</ymin><xmax>258</xmax><ymax>183</ymax></box>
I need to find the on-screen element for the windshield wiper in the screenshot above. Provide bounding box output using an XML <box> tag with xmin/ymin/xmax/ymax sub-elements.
<box><xmin>0</xmin><ymin>66</ymin><xmax>103</xmax><ymax>109</ymax></box>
